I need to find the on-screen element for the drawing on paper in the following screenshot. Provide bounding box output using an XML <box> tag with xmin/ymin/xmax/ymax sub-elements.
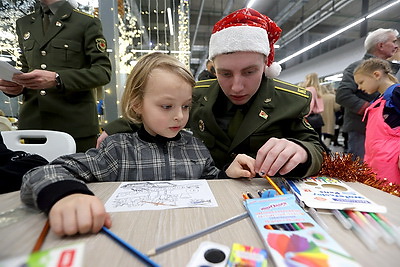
<box><xmin>104</xmin><ymin>180</ymin><xmax>218</xmax><ymax>212</ymax></box>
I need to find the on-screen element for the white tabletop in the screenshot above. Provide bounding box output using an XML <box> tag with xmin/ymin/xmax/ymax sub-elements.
<box><xmin>0</xmin><ymin>178</ymin><xmax>399</xmax><ymax>266</ymax></box>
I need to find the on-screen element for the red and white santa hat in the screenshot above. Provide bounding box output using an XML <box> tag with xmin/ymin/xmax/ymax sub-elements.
<box><xmin>209</xmin><ymin>8</ymin><xmax>282</xmax><ymax>77</ymax></box>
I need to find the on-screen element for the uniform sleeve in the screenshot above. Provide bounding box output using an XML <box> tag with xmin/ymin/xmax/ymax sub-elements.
<box><xmin>57</xmin><ymin>17</ymin><xmax>112</xmax><ymax>91</ymax></box>
<box><xmin>336</xmin><ymin>63</ymin><xmax>370</xmax><ymax>115</ymax></box>
<box><xmin>103</xmin><ymin>118</ymin><xmax>138</xmax><ymax>135</ymax></box>
<box><xmin>20</xmin><ymin>138</ymin><xmax>123</xmax><ymax>211</ymax></box>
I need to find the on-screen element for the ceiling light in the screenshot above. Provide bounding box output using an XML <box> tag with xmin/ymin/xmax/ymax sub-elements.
<box><xmin>246</xmin><ymin>0</ymin><xmax>257</xmax><ymax>9</ymax></box>
<box><xmin>277</xmin><ymin>1</ymin><xmax>400</xmax><ymax>65</ymax></box>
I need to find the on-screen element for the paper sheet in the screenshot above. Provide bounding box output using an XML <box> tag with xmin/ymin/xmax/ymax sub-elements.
<box><xmin>0</xmin><ymin>61</ymin><xmax>22</xmax><ymax>81</ymax></box>
<box><xmin>105</xmin><ymin>180</ymin><xmax>218</xmax><ymax>212</ymax></box>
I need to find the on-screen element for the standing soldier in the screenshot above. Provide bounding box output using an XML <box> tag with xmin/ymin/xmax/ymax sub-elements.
<box><xmin>0</xmin><ymin>0</ymin><xmax>112</xmax><ymax>152</ymax></box>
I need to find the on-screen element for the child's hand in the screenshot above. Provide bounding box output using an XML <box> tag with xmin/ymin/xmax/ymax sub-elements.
<box><xmin>49</xmin><ymin>193</ymin><xmax>112</xmax><ymax>236</ymax></box>
<box><xmin>226</xmin><ymin>154</ymin><xmax>256</xmax><ymax>178</ymax></box>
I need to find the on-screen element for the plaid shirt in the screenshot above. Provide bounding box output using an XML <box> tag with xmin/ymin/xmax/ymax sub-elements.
<box><xmin>21</xmin><ymin>129</ymin><xmax>221</xmax><ymax>211</ymax></box>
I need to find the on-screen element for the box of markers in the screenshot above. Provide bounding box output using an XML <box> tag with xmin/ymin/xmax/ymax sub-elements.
<box><xmin>226</xmin><ymin>243</ymin><xmax>268</xmax><ymax>267</ymax></box>
<box><xmin>244</xmin><ymin>194</ymin><xmax>361</xmax><ymax>267</ymax></box>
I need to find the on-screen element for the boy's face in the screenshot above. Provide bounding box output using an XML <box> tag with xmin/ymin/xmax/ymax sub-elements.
<box><xmin>137</xmin><ymin>68</ymin><xmax>192</xmax><ymax>138</ymax></box>
<box><xmin>213</xmin><ymin>51</ymin><xmax>267</xmax><ymax>105</ymax></box>
<box><xmin>354</xmin><ymin>72</ymin><xmax>380</xmax><ymax>95</ymax></box>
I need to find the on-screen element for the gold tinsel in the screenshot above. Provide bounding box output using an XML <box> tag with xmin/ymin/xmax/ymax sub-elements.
<box><xmin>317</xmin><ymin>152</ymin><xmax>400</xmax><ymax>197</ymax></box>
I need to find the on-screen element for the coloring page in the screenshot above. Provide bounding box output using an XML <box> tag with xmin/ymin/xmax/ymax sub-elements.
<box><xmin>105</xmin><ymin>180</ymin><xmax>218</xmax><ymax>212</ymax></box>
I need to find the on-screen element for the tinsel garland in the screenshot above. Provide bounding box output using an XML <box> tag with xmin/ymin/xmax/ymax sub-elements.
<box><xmin>317</xmin><ymin>152</ymin><xmax>400</xmax><ymax>197</ymax></box>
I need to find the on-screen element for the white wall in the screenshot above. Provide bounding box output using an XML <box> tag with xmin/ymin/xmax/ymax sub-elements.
<box><xmin>279</xmin><ymin>38</ymin><xmax>366</xmax><ymax>84</ymax></box>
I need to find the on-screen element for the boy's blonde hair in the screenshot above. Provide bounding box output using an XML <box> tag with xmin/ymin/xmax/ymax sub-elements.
<box><xmin>354</xmin><ymin>58</ymin><xmax>398</xmax><ymax>83</ymax></box>
<box><xmin>121</xmin><ymin>52</ymin><xmax>195</xmax><ymax>124</ymax></box>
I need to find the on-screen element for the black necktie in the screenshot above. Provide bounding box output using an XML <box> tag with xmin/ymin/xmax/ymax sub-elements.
<box><xmin>228</xmin><ymin>108</ymin><xmax>244</xmax><ymax>140</ymax></box>
<box><xmin>43</xmin><ymin>7</ymin><xmax>52</xmax><ymax>33</ymax></box>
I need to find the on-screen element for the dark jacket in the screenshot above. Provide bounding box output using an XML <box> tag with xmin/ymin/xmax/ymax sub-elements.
<box><xmin>12</xmin><ymin>2</ymin><xmax>111</xmax><ymax>139</ymax></box>
<box><xmin>0</xmin><ymin>133</ymin><xmax>47</xmax><ymax>194</ymax></box>
<box><xmin>336</xmin><ymin>54</ymin><xmax>379</xmax><ymax>133</ymax></box>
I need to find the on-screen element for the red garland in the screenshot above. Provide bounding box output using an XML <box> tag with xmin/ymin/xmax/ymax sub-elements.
<box><xmin>317</xmin><ymin>152</ymin><xmax>400</xmax><ymax>197</ymax></box>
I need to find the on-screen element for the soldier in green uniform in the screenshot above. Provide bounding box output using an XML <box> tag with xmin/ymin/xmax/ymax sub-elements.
<box><xmin>0</xmin><ymin>0</ymin><xmax>111</xmax><ymax>152</ymax></box>
<box><xmin>97</xmin><ymin>8</ymin><xmax>324</xmax><ymax>178</ymax></box>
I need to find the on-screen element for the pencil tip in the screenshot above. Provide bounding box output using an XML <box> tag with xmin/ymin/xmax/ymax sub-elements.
<box><xmin>147</xmin><ymin>249</ymin><xmax>156</xmax><ymax>256</ymax></box>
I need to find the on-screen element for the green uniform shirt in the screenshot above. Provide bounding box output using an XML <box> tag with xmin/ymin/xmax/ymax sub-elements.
<box><xmin>14</xmin><ymin>2</ymin><xmax>111</xmax><ymax>139</ymax></box>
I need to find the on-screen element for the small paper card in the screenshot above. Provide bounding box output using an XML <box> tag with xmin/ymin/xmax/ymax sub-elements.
<box><xmin>0</xmin><ymin>61</ymin><xmax>22</xmax><ymax>81</ymax></box>
<box><xmin>285</xmin><ymin>176</ymin><xmax>387</xmax><ymax>213</ymax></box>
<box><xmin>0</xmin><ymin>242</ymin><xmax>85</xmax><ymax>267</ymax></box>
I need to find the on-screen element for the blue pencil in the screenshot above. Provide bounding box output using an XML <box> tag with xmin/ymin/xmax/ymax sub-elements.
<box><xmin>101</xmin><ymin>226</ymin><xmax>160</xmax><ymax>267</ymax></box>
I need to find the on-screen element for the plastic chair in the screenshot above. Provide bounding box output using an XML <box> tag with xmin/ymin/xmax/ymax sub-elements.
<box><xmin>0</xmin><ymin>116</ymin><xmax>14</xmax><ymax>131</ymax></box>
<box><xmin>1</xmin><ymin>130</ymin><xmax>76</xmax><ymax>162</ymax></box>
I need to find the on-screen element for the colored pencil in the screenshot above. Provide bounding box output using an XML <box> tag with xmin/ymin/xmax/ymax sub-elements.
<box><xmin>362</xmin><ymin>212</ymin><xmax>394</xmax><ymax>244</ymax></box>
<box><xmin>102</xmin><ymin>226</ymin><xmax>160</xmax><ymax>267</ymax></box>
<box><xmin>262</xmin><ymin>175</ymin><xmax>284</xmax><ymax>195</ymax></box>
<box><xmin>32</xmin><ymin>219</ymin><xmax>50</xmax><ymax>253</ymax></box>
<box><xmin>147</xmin><ymin>212</ymin><xmax>249</xmax><ymax>256</ymax></box>
<box><xmin>340</xmin><ymin>210</ymin><xmax>377</xmax><ymax>251</ymax></box>
<box><xmin>370</xmin><ymin>212</ymin><xmax>400</xmax><ymax>248</ymax></box>
<box><xmin>308</xmin><ymin>207</ymin><xmax>329</xmax><ymax>232</ymax></box>
<box><xmin>331</xmin><ymin>209</ymin><xmax>351</xmax><ymax>230</ymax></box>
<box><xmin>246</xmin><ymin>192</ymin><xmax>255</xmax><ymax>199</ymax></box>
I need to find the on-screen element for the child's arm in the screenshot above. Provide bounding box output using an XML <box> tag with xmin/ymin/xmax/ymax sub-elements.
<box><xmin>225</xmin><ymin>154</ymin><xmax>256</xmax><ymax>178</ymax></box>
<box><xmin>49</xmin><ymin>193</ymin><xmax>112</xmax><ymax>236</ymax></box>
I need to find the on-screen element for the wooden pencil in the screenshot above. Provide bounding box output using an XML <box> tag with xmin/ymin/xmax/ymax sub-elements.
<box><xmin>263</xmin><ymin>175</ymin><xmax>284</xmax><ymax>195</ymax></box>
<box><xmin>32</xmin><ymin>219</ymin><xmax>50</xmax><ymax>253</ymax></box>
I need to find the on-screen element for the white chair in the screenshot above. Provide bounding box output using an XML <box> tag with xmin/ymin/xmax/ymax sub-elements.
<box><xmin>1</xmin><ymin>130</ymin><xmax>76</xmax><ymax>162</ymax></box>
<box><xmin>0</xmin><ymin>116</ymin><xmax>14</xmax><ymax>131</ymax></box>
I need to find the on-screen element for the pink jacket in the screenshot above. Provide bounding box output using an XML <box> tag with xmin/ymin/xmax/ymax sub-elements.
<box><xmin>306</xmin><ymin>86</ymin><xmax>324</xmax><ymax>114</ymax></box>
<box><xmin>363</xmin><ymin>97</ymin><xmax>400</xmax><ymax>184</ymax></box>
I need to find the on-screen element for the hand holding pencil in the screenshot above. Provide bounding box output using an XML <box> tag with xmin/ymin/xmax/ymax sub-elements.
<box><xmin>255</xmin><ymin>137</ymin><xmax>308</xmax><ymax>176</ymax></box>
<box><xmin>49</xmin><ymin>193</ymin><xmax>112</xmax><ymax>236</ymax></box>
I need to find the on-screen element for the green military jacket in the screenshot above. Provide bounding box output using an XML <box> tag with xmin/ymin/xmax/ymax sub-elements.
<box><xmin>191</xmin><ymin>77</ymin><xmax>323</xmax><ymax>176</ymax></box>
<box><xmin>14</xmin><ymin>2</ymin><xmax>111</xmax><ymax>138</ymax></box>
<box><xmin>104</xmin><ymin>77</ymin><xmax>324</xmax><ymax>178</ymax></box>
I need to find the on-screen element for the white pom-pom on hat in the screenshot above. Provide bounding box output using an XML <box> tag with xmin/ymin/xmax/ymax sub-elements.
<box><xmin>265</xmin><ymin>62</ymin><xmax>281</xmax><ymax>78</ymax></box>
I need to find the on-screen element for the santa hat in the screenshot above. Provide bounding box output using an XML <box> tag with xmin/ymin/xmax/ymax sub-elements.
<box><xmin>209</xmin><ymin>8</ymin><xmax>282</xmax><ymax>77</ymax></box>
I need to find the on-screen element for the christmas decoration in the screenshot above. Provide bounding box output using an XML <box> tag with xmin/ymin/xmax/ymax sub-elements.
<box><xmin>318</xmin><ymin>152</ymin><xmax>400</xmax><ymax>197</ymax></box>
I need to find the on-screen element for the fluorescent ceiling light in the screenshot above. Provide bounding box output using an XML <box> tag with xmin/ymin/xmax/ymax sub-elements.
<box><xmin>277</xmin><ymin>1</ymin><xmax>400</xmax><ymax>65</ymax></box>
<box><xmin>167</xmin><ymin>8</ymin><xmax>174</xmax><ymax>36</ymax></box>
<box><xmin>247</xmin><ymin>0</ymin><xmax>257</xmax><ymax>9</ymax></box>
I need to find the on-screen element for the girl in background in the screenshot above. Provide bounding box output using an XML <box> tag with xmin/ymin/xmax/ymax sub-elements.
<box><xmin>354</xmin><ymin>58</ymin><xmax>400</xmax><ymax>184</ymax></box>
<box><xmin>303</xmin><ymin>73</ymin><xmax>325</xmax><ymax>136</ymax></box>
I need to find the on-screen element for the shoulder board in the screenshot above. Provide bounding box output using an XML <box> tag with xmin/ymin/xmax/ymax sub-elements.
<box><xmin>273</xmin><ymin>79</ymin><xmax>309</xmax><ymax>98</ymax></box>
<box><xmin>73</xmin><ymin>9</ymin><xmax>94</xmax><ymax>18</ymax></box>
<box><xmin>194</xmin><ymin>78</ymin><xmax>216</xmax><ymax>89</ymax></box>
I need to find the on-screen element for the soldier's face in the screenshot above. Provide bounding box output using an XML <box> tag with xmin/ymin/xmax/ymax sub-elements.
<box><xmin>213</xmin><ymin>52</ymin><xmax>266</xmax><ymax>105</ymax></box>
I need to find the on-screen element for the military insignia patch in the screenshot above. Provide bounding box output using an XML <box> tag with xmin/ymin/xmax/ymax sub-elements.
<box><xmin>23</xmin><ymin>32</ymin><xmax>30</xmax><ymax>40</ymax></box>
<box><xmin>259</xmin><ymin>110</ymin><xmax>268</xmax><ymax>120</ymax></box>
<box><xmin>303</xmin><ymin>117</ymin><xmax>314</xmax><ymax>130</ymax></box>
<box><xmin>96</xmin><ymin>38</ymin><xmax>107</xmax><ymax>52</ymax></box>
<box><xmin>199</xmin><ymin>120</ymin><xmax>205</xmax><ymax>132</ymax></box>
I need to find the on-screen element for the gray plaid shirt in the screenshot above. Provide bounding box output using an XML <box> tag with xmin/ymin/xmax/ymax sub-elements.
<box><xmin>21</xmin><ymin>130</ymin><xmax>221</xmax><ymax>210</ymax></box>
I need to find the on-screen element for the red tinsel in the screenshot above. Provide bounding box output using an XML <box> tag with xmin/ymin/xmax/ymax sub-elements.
<box><xmin>317</xmin><ymin>152</ymin><xmax>400</xmax><ymax>197</ymax></box>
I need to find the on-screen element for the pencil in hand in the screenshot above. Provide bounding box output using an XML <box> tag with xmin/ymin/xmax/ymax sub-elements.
<box><xmin>32</xmin><ymin>219</ymin><xmax>50</xmax><ymax>253</ymax></box>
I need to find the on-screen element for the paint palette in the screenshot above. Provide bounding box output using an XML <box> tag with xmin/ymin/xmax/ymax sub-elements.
<box><xmin>186</xmin><ymin>241</ymin><xmax>230</xmax><ymax>267</ymax></box>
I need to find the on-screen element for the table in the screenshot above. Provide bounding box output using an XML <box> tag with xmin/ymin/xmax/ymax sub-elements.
<box><xmin>1</xmin><ymin>179</ymin><xmax>399</xmax><ymax>266</ymax></box>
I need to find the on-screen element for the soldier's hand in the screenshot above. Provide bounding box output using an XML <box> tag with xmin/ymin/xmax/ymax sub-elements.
<box><xmin>255</xmin><ymin>137</ymin><xmax>308</xmax><ymax>176</ymax></box>
<box><xmin>12</xmin><ymin>70</ymin><xmax>57</xmax><ymax>89</ymax></box>
<box><xmin>96</xmin><ymin>131</ymin><xmax>109</xmax><ymax>148</ymax></box>
<box><xmin>0</xmin><ymin>79</ymin><xmax>24</xmax><ymax>95</ymax></box>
